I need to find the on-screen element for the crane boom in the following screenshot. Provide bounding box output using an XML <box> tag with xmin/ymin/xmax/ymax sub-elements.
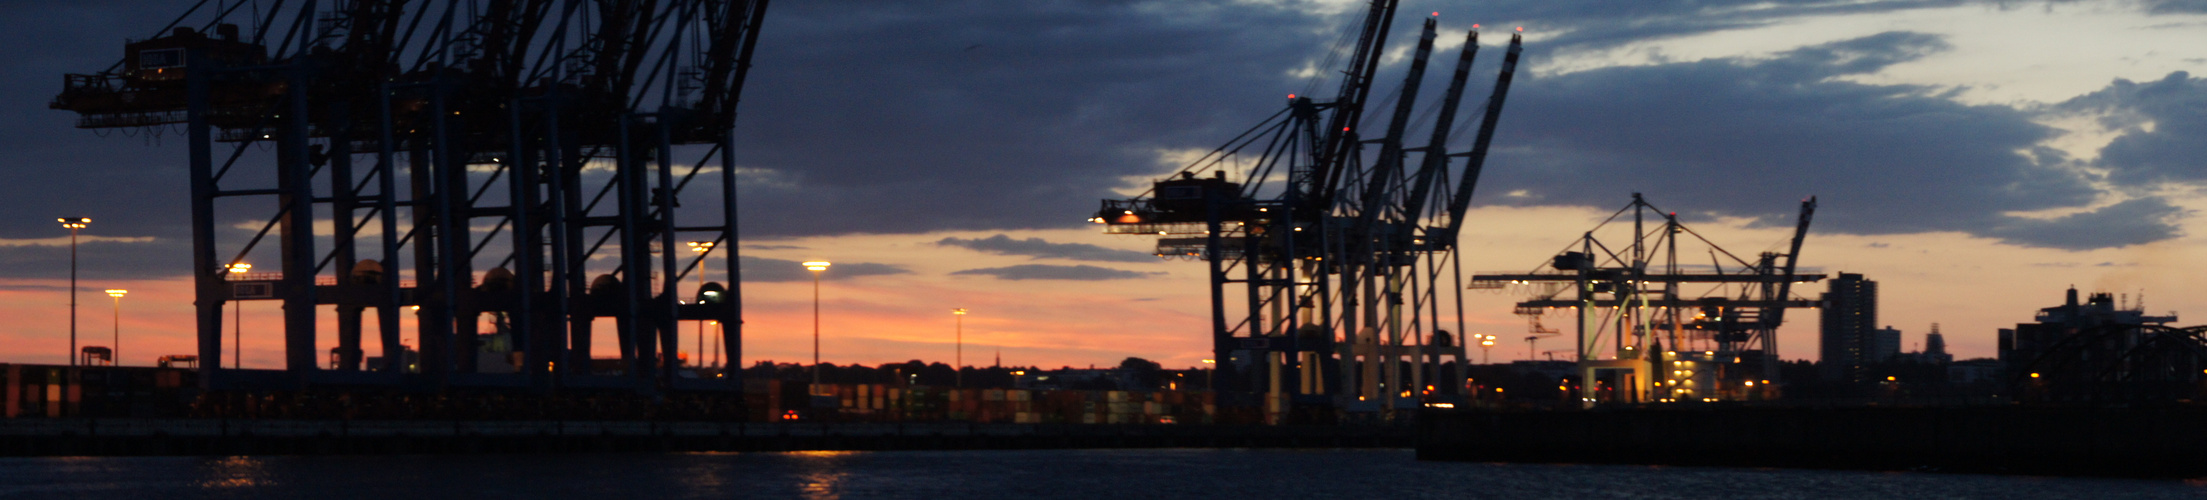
<box><xmin>1764</xmin><ymin>197</ymin><xmax>1818</xmax><ymax>328</ymax></box>
<box><xmin>1398</xmin><ymin>28</ymin><xmax>1480</xmax><ymax>236</ymax></box>
<box><xmin>1312</xmin><ymin>0</ymin><xmax>1400</xmax><ymax>212</ymax></box>
<box><xmin>1438</xmin><ymin>32</ymin><xmax>1522</xmax><ymax>244</ymax></box>
<box><xmin>1351</xmin><ymin>18</ymin><xmax>1439</xmax><ymax>226</ymax></box>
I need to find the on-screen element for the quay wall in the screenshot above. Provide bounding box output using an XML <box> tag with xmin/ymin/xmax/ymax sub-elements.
<box><xmin>0</xmin><ymin>419</ymin><xmax>1408</xmax><ymax>456</ymax></box>
<box><xmin>1418</xmin><ymin>406</ymin><xmax>2207</xmax><ymax>477</ymax></box>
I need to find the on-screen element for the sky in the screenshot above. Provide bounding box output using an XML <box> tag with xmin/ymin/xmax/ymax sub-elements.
<box><xmin>2</xmin><ymin>0</ymin><xmax>2206</xmax><ymax>370</ymax></box>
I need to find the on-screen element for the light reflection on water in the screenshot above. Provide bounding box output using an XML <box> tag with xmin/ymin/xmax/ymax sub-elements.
<box><xmin>791</xmin><ymin>450</ymin><xmax>856</xmax><ymax>500</ymax></box>
<box><xmin>196</xmin><ymin>456</ymin><xmax>270</xmax><ymax>490</ymax></box>
<box><xmin>0</xmin><ymin>449</ymin><xmax>2201</xmax><ymax>499</ymax></box>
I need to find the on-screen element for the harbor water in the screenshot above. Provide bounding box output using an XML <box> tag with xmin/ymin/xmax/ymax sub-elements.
<box><xmin>1</xmin><ymin>448</ymin><xmax>2203</xmax><ymax>499</ymax></box>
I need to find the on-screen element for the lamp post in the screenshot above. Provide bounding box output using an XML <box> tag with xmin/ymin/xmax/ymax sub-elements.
<box><xmin>1479</xmin><ymin>334</ymin><xmax>1496</xmax><ymax>364</ymax></box>
<box><xmin>228</xmin><ymin>263</ymin><xmax>250</xmax><ymax>369</ymax></box>
<box><xmin>106</xmin><ymin>289</ymin><xmax>126</xmax><ymax>366</ymax></box>
<box><xmin>952</xmin><ymin>308</ymin><xmax>967</xmax><ymax>388</ymax></box>
<box><xmin>803</xmin><ymin>261</ymin><xmax>830</xmax><ymax>388</ymax></box>
<box><xmin>687</xmin><ymin>241</ymin><xmax>714</xmax><ymax>368</ymax></box>
<box><xmin>58</xmin><ymin>217</ymin><xmax>89</xmax><ymax>366</ymax></box>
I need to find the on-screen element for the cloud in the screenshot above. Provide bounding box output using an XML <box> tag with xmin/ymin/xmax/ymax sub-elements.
<box><xmin>934</xmin><ymin>234</ymin><xmax>1157</xmax><ymax>262</ymax></box>
<box><xmin>0</xmin><ymin>3</ymin><xmax>197</xmax><ymax>244</ymax></box>
<box><xmin>2</xmin><ymin>1</ymin><xmax>1347</xmax><ymax>278</ymax></box>
<box><xmin>1444</xmin><ymin>0</ymin><xmax>1962</xmax><ymax>53</ymax></box>
<box><xmin>1477</xmin><ymin>31</ymin><xmax>2167</xmax><ymax>248</ymax></box>
<box><xmin>2054</xmin><ymin>71</ymin><xmax>2207</xmax><ymax>187</ymax></box>
<box><xmin>2144</xmin><ymin>0</ymin><xmax>2207</xmax><ymax>14</ymax></box>
<box><xmin>1979</xmin><ymin>197</ymin><xmax>2188</xmax><ymax>250</ymax></box>
<box><xmin>724</xmin><ymin>0</ymin><xmax>1348</xmax><ymax>238</ymax></box>
<box><xmin>740</xmin><ymin>256</ymin><xmax>910</xmax><ymax>283</ymax></box>
<box><xmin>950</xmin><ymin>264</ymin><xmax>1158</xmax><ymax>281</ymax></box>
<box><xmin>0</xmin><ymin>237</ymin><xmax>190</xmax><ymax>280</ymax></box>
<box><xmin>2</xmin><ymin>0</ymin><xmax>2188</xmax><ymax>289</ymax></box>
<box><xmin>712</xmin><ymin>1</ymin><xmax>1971</xmax><ymax>239</ymax></box>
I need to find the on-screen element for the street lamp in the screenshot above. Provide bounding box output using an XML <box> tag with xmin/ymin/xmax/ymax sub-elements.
<box><xmin>803</xmin><ymin>261</ymin><xmax>830</xmax><ymax>388</ymax></box>
<box><xmin>228</xmin><ymin>262</ymin><xmax>250</xmax><ymax>369</ymax></box>
<box><xmin>58</xmin><ymin>217</ymin><xmax>89</xmax><ymax>366</ymax></box>
<box><xmin>952</xmin><ymin>308</ymin><xmax>967</xmax><ymax>388</ymax></box>
<box><xmin>687</xmin><ymin>241</ymin><xmax>714</xmax><ymax>368</ymax></box>
<box><xmin>1479</xmin><ymin>334</ymin><xmax>1496</xmax><ymax>364</ymax></box>
<box><xmin>105</xmin><ymin>289</ymin><xmax>126</xmax><ymax>366</ymax></box>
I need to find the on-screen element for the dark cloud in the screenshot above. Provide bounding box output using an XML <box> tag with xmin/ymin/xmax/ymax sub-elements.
<box><xmin>728</xmin><ymin>0</ymin><xmax>1344</xmax><ymax>238</ymax></box>
<box><xmin>934</xmin><ymin>234</ymin><xmax>1157</xmax><ymax>262</ymax></box>
<box><xmin>949</xmin><ymin>264</ymin><xmax>1156</xmax><ymax>281</ymax></box>
<box><xmin>0</xmin><ymin>238</ymin><xmax>190</xmax><ymax>280</ymax></box>
<box><xmin>0</xmin><ymin>0</ymin><xmax>2186</xmax><ymax>289</ymax></box>
<box><xmin>1479</xmin><ymin>31</ymin><xmax>2150</xmax><ymax>247</ymax></box>
<box><xmin>1979</xmin><ymin>197</ymin><xmax>2188</xmax><ymax>250</ymax></box>
<box><xmin>740</xmin><ymin>256</ymin><xmax>910</xmax><ymax>283</ymax></box>
<box><xmin>2144</xmin><ymin>0</ymin><xmax>2207</xmax><ymax>14</ymax></box>
<box><xmin>0</xmin><ymin>3</ymin><xmax>196</xmax><ymax>243</ymax></box>
<box><xmin>2054</xmin><ymin>71</ymin><xmax>2207</xmax><ymax>186</ymax></box>
<box><xmin>1457</xmin><ymin>0</ymin><xmax>1964</xmax><ymax>52</ymax></box>
<box><xmin>723</xmin><ymin>0</ymin><xmax>1963</xmax><ymax>238</ymax></box>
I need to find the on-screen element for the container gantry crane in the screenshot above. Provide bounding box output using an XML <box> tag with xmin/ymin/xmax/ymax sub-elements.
<box><xmin>1470</xmin><ymin>194</ymin><xmax>1821</xmax><ymax>405</ymax></box>
<box><xmin>1093</xmin><ymin>1</ymin><xmax>1522</xmax><ymax>422</ymax></box>
<box><xmin>51</xmin><ymin>0</ymin><xmax>770</xmax><ymax>403</ymax></box>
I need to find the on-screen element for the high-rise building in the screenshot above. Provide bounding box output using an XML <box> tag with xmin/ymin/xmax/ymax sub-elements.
<box><xmin>1872</xmin><ymin>326</ymin><xmax>1901</xmax><ymax>363</ymax></box>
<box><xmin>1922</xmin><ymin>324</ymin><xmax>1952</xmax><ymax>364</ymax></box>
<box><xmin>1997</xmin><ymin>328</ymin><xmax>2016</xmax><ymax>362</ymax></box>
<box><xmin>1819</xmin><ymin>273</ymin><xmax>1877</xmax><ymax>383</ymax></box>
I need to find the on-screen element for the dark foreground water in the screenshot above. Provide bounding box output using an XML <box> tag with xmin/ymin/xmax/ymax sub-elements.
<box><xmin>1</xmin><ymin>449</ymin><xmax>2202</xmax><ymax>499</ymax></box>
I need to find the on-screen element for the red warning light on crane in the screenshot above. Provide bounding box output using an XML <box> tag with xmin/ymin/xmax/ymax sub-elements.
<box><xmin>1473</xmin><ymin>24</ymin><xmax>1481</xmax><ymax>29</ymax></box>
<box><xmin>1288</xmin><ymin>94</ymin><xmax>1296</xmax><ymax>99</ymax></box>
<box><xmin>1431</xmin><ymin>12</ymin><xmax>1439</xmax><ymax>16</ymax></box>
<box><xmin>1517</xmin><ymin>26</ymin><xmax>1524</xmax><ymax>32</ymax></box>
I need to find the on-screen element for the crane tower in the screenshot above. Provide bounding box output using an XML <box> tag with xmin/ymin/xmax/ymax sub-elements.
<box><xmin>1471</xmin><ymin>194</ymin><xmax>1822</xmax><ymax>405</ymax></box>
<box><xmin>50</xmin><ymin>0</ymin><xmax>770</xmax><ymax>400</ymax></box>
<box><xmin>1095</xmin><ymin>2</ymin><xmax>1523</xmax><ymax>422</ymax></box>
